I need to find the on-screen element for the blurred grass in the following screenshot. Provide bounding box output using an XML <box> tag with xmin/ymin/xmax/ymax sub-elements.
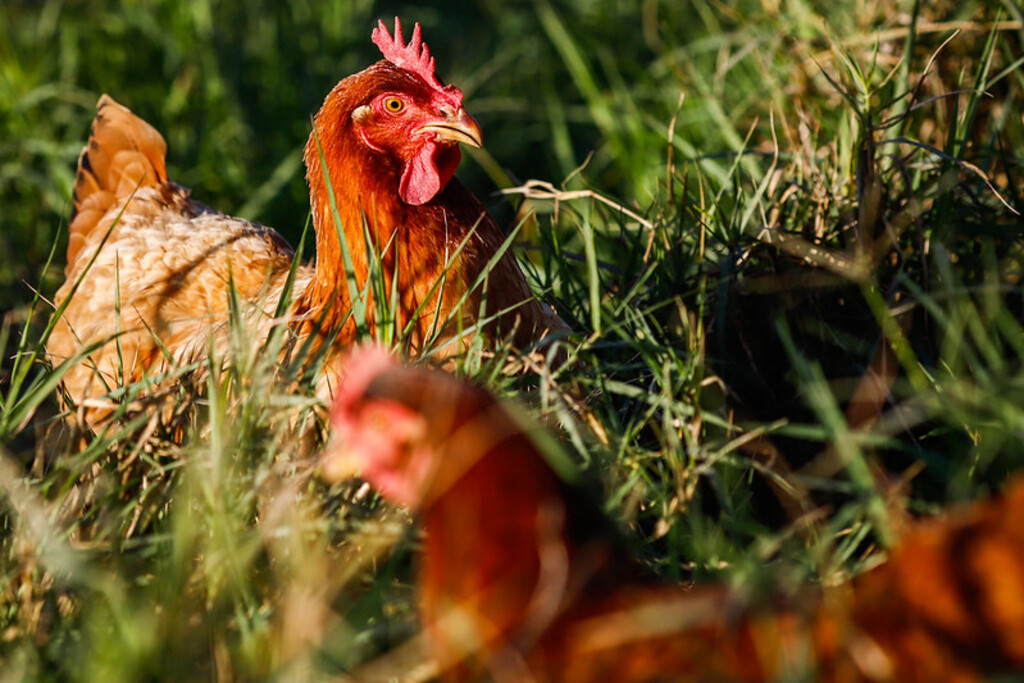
<box><xmin>2</xmin><ymin>0</ymin><xmax>1024</xmax><ymax>679</ymax></box>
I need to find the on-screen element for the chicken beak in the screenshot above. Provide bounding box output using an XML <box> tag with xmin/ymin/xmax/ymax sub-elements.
<box><xmin>318</xmin><ymin>446</ymin><xmax>363</xmax><ymax>484</ymax></box>
<box><xmin>418</xmin><ymin>109</ymin><xmax>483</xmax><ymax>148</ymax></box>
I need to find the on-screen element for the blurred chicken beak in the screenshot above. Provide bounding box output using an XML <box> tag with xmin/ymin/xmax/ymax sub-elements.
<box><xmin>319</xmin><ymin>446</ymin><xmax>362</xmax><ymax>483</ymax></box>
<box><xmin>418</xmin><ymin>109</ymin><xmax>483</xmax><ymax>148</ymax></box>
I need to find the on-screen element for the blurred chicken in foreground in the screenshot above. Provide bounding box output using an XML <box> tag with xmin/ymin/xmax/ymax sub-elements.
<box><xmin>324</xmin><ymin>346</ymin><xmax>1024</xmax><ymax>682</ymax></box>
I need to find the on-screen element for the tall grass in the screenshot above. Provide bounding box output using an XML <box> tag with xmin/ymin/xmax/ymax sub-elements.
<box><xmin>2</xmin><ymin>0</ymin><xmax>1024</xmax><ymax>679</ymax></box>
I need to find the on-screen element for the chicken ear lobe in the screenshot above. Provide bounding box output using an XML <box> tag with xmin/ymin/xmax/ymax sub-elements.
<box><xmin>399</xmin><ymin>141</ymin><xmax>460</xmax><ymax>206</ymax></box>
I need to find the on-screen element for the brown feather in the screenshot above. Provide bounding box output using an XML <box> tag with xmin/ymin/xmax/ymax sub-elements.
<box><xmin>67</xmin><ymin>95</ymin><xmax>167</xmax><ymax>275</ymax></box>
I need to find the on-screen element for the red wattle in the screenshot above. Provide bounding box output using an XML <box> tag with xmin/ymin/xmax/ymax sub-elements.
<box><xmin>399</xmin><ymin>142</ymin><xmax>461</xmax><ymax>206</ymax></box>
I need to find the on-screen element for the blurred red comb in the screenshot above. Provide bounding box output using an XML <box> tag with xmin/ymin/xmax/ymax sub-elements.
<box><xmin>331</xmin><ymin>345</ymin><xmax>397</xmax><ymax>421</ymax></box>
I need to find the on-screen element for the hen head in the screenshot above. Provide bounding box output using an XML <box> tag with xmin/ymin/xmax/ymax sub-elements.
<box><xmin>321</xmin><ymin>346</ymin><xmax>433</xmax><ymax>507</ymax></box>
<box><xmin>321</xmin><ymin>346</ymin><xmax>507</xmax><ymax>508</ymax></box>
<box><xmin>309</xmin><ymin>18</ymin><xmax>483</xmax><ymax>207</ymax></box>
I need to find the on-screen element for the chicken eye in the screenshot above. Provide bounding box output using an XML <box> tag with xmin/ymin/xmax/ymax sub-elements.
<box><xmin>383</xmin><ymin>97</ymin><xmax>405</xmax><ymax>113</ymax></box>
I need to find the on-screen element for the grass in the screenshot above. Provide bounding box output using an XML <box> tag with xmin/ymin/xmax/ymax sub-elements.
<box><xmin>3</xmin><ymin>0</ymin><xmax>1024</xmax><ymax>678</ymax></box>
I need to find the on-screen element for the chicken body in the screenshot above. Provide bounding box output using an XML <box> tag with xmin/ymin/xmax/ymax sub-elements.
<box><xmin>47</xmin><ymin>19</ymin><xmax>567</xmax><ymax>427</ymax></box>
<box><xmin>324</xmin><ymin>347</ymin><xmax>1024</xmax><ymax>682</ymax></box>
<box><xmin>49</xmin><ymin>172</ymin><xmax>305</xmax><ymax>417</ymax></box>
<box><xmin>326</xmin><ymin>348</ymin><xmax>776</xmax><ymax>681</ymax></box>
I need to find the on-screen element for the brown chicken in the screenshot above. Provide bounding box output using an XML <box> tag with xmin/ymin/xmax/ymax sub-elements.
<box><xmin>323</xmin><ymin>347</ymin><xmax>1024</xmax><ymax>682</ymax></box>
<box><xmin>47</xmin><ymin>18</ymin><xmax>568</xmax><ymax>427</ymax></box>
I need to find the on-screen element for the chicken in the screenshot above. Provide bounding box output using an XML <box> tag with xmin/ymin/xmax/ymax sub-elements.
<box><xmin>46</xmin><ymin>18</ymin><xmax>568</xmax><ymax>428</ymax></box>
<box><xmin>323</xmin><ymin>347</ymin><xmax>1024</xmax><ymax>682</ymax></box>
<box><xmin>323</xmin><ymin>346</ymin><xmax>770</xmax><ymax>681</ymax></box>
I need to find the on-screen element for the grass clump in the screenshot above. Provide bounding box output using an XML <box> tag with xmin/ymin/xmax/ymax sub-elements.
<box><xmin>3</xmin><ymin>0</ymin><xmax>1024</xmax><ymax>679</ymax></box>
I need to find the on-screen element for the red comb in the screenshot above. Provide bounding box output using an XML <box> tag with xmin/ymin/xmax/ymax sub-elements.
<box><xmin>372</xmin><ymin>18</ymin><xmax>462</xmax><ymax>105</ymax></box>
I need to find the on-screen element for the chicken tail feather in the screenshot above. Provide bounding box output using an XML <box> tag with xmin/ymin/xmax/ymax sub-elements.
<box><xmin>67</xmin><ymin>94</ymin><xmax>168</xmax><ymax>271</ymax></box>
